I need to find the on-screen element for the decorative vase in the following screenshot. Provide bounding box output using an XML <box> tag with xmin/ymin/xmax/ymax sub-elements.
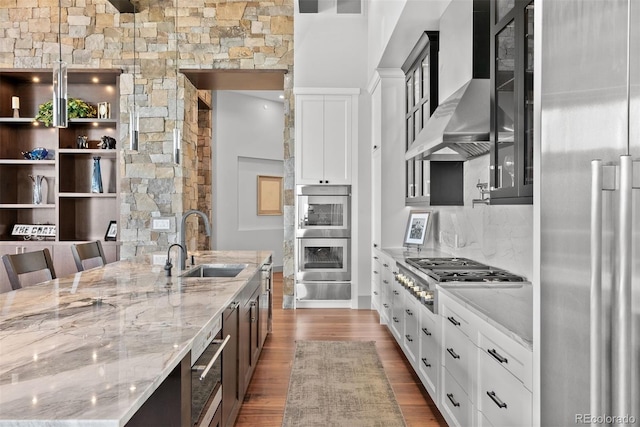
<box><xmin>29</xmin><ymin>175</ymin><xmax>45</xmax><ymax>205</ymax></box>
<box><xmin>91</xmin><ymin>156</ymin><xmax>103</xmax><ymax>193</ymax></box>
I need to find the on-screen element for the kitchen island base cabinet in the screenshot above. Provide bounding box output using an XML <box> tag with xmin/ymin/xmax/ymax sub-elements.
<box><xmin>125</xmin><ymin>355</ymin><xmax>191</xmax><ymax>427</ymax></box>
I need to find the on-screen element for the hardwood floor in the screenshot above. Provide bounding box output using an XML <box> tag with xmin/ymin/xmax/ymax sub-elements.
<box><xmin>235</xmin><ymin>272</ymin><xmax>447</xmax><ymax>427</ymax></box>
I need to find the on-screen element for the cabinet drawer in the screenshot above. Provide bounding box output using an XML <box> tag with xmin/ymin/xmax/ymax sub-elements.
<box><xmin>442</xmin><ymin>367</ymin><xmax>471</xmax><ymax>427</ymax></box>
<box><xmin>440</xmin><ymin>293</ymin><xmax>476</xmax><ymax>343</ymax></box>
<box><xmin>477</xmin><ymin>347</ymin><xmax>532</xmax><ymax>427</ymax></box>
<box><xmin>478</xmin><ymin>327</ymin><xmax>532</xmax><ymax>390</ymax></box>
<box><xmin>442</xmin><ymin>317</ymin><xmax>471</xmax><ymax>389</ymax></box>
<box><xmin>419</xmin><ymin>307</ymin><xmax>438</xmax><ymax>395</ymax></box>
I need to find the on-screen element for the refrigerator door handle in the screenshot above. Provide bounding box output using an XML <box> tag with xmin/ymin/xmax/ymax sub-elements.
<box><xmin>613</xmin><ymin>155</ymin><xmax>632</xmax><ymax>418</ymax></box>
<box><xmin>590</xmin><ymin>159</ymin><xmax>603</xmax><ymax>417</ymax></box>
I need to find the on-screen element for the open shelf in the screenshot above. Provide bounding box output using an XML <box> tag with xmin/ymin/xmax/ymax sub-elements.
<box><xmin>0</xmin><ymin>68</ymin><xmax>121</xmax><ymax>245</ymax></box>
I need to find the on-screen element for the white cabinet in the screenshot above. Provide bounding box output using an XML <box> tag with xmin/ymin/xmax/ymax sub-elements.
<box><xmin>371</xmin><ymin>250</ymin><xmax>382</xmax><ymax>311</ymax></box>
<box><xmin>379</xmin><ymin>255</ymin><xmax>394</xmax><ymax>325</ymax></box>
<box><xmin>403</xmin><ymin>294</ymin><xmax>420</xmax><ymax>366</ymax></box>
<box><xmin>418</xmin><ymin>304</ymin><xmax>439</xmax><ymax>398</ymax></box>
<box><xmin>294</xmin><ymin>90</ymin><xmax>358</xmax><ymax>185</ymax></box>
<box><xmin>439</xmin><ymin>290</ymin><xmax>533</xmax><ymax>427</ymax></box>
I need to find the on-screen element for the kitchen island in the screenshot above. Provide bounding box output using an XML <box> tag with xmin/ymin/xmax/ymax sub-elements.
<box><xmin>0</xmin><ymin>250</ymin><xmax>272</xmax><ymax>426</ymax></box>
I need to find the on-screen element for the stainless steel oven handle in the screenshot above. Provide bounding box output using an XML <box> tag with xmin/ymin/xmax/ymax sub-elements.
<box><xmin>192</xmin><ymin>334</ymin><xmax>231</xmax><ymax>381</ymax></box>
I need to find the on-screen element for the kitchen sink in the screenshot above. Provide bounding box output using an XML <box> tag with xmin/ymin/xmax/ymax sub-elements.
<box><xmin>180</xmin><ymin>264</ymin><xmax>247</xmax><ymax>278</ymax></box>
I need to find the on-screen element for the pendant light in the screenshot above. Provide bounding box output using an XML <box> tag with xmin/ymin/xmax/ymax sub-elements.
<box><xmin>53</xmin><ymin>0</ymin><xmax>67</xmax><ymax>128</ymax></box>
<box><xmin>129</xmin><ymin>3</ymin><xmax>139</xmax><ymax>151</ymax></box>
<box><xmin>173</xmin><ymin>0</ymin><xmax>181</xmax><ymax>164</ymax></box>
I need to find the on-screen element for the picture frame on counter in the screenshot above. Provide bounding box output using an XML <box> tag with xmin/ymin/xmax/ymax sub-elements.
<box><xmin>105</xmin><ymin>220</ymin><xmax>117</xmax><ymax>241</ymax></box>
<box><xmin>403</xmin><ymin>210</ymin><xmax>432</xmax><ymax>247</ymax></box>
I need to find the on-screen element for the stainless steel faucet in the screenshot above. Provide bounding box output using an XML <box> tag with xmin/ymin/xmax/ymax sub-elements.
<box><xmin>180</xmin><ymin>209</ymin><xmax>212</xmax><ymax>270</ymax></box>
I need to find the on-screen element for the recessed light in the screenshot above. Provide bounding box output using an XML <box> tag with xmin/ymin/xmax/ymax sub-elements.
<box><xmin>92</xmin><ymin>77</ymin><xmax>99</xmax><ymax>83</ymax></box>
<box><xmin>33</xmin><ymin>77</ymin><xmax>40</xmax><ymax>83</ymax></box>
<box><xmin>279</xmin><ymin>94</ymin><xmax>284</xmax><ymax>99</ymax></box>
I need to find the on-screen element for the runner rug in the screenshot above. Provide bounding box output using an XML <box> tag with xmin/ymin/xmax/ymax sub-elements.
<box><xmin>282</xmin><ymin>340</ymin><xmax>407</xmax><ymax>427</ymax></box>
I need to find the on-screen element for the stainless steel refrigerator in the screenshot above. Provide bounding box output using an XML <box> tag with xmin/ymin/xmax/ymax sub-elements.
<box><xmin>540</xmin><ymin>0</ymin><xmax>640</xmax><ymax>425</ymax></box>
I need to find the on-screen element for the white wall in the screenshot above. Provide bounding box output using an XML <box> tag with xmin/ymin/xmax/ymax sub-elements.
<box><xmin>212</xmin><ymin>91</ymin><xmax>285</xmax><ymax>267</ymax></box>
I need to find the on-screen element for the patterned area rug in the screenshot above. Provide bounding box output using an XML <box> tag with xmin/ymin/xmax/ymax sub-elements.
<box><xmin>282</xmin><ymin>340</ymin><xmax>407</xmax><ymax>427</ymax></box>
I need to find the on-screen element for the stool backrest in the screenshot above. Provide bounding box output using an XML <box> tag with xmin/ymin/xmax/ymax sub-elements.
<box><xmin>2</xmin><ymin>248</ymin><xmax>57</xmax><ymax>290</ymax></box>
<box><xmin>71</xmin><ymin>240</ymin><xmax>107</xmax><ymax>272</ymax></box>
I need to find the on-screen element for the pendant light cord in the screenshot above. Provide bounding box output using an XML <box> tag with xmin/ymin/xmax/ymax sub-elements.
<box><xmin>58</xmin><ymin>0</ymin><xmax>62</xmax><ymax>62</ymax></box>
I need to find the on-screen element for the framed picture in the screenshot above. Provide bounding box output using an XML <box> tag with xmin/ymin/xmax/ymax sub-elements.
<box><xmin>105</xmin><ymin>220</ymin><xmax>117</xmax><ymax>241</ymax></box>
<box><xmin>403</xmin><ymin>210</ymin><xmax>432</xmax><ymax>246</ymax></box>
<box><xmin>257</xmin><ymin>175</ymin><xmax>283</xmax><ymax>215</ymax></box>
<box><xmin>97</xmin><ymin>102</ymin><xmax>110</xmax><ymax>119</ymax></box>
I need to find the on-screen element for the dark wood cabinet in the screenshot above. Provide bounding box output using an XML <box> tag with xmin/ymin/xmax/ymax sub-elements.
<box><xmin>490</xmin><ymin>0</ymin><xmax>534</xmax><ymax>204</ymax></box>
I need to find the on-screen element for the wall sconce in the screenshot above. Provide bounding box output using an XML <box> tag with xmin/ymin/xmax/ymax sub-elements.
<box><xmin>53</xmin><ymin>0</ymin><xmax>67</xmax><ymax>128</ymax></box>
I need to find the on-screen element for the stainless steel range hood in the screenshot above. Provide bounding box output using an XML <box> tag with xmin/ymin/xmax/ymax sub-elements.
<box><xmin>405</xmin><ymin>79</ymin><xmax>491</xmax><ymax>161</ymax></box>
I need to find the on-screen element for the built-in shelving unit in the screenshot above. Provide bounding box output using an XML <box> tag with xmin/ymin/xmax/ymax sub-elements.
<box><xmin>0</xmin><ymin>68</ymin><xmax>121</xmax><ymax>280</ymax></box>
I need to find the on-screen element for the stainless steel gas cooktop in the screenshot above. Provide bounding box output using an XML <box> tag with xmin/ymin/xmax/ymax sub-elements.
<box><xmin>405</xmin><ymin>257</ymin><xmax>526</xmax><ymax>285</ymax></box>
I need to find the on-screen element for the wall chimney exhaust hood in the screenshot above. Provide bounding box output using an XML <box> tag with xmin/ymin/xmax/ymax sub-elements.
<box><xmin>405</xmin><ymin>78</ymin><xmax>490</xmax><ymax>161</ymax></box>
<box><xmin>406</xmin><ymin>0</ymin><xmax>491</xmax><ymax>161</ymax></box>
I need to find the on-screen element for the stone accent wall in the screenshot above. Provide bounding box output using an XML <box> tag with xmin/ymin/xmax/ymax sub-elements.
<box><xmin>197</xmin><ymin>90</ymin><xmax>212</xmax><ymax>250</ymax></box>
<box><xmin>0</xmin><ymin>0</ymin><xmax>295</xmax><ymax>307</ymax></box>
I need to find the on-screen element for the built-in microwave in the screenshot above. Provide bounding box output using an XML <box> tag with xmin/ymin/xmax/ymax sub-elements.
<box><xmin>296</xmin><ymin>185</ymin><xmax>351</xmax><ymax>238</ymax></box>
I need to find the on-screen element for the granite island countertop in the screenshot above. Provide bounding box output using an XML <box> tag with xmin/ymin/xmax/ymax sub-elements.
<box><xmin>381</xmin><ymin>247</ymin><xmax>533</xmax><ymax>350</ymax></box>
<box><xmin>0</xmin><ymin>250</ymin><xmax>272</xmax><ymax>427</ymax></box>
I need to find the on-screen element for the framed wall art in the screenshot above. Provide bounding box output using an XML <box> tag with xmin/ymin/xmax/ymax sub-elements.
<box><xmin>257</xmin><ymin>175</ymin><xmax>283</xmax><ymax>216</ymax></box>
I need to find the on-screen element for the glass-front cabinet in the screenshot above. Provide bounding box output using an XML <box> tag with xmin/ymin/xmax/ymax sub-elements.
<box><xmin>490</xmin><ymin>0</ymin><xmax>534</xmax><ymax>204</ymax></box>
<box><xmin>403</xmin><ymin>31</ymin><xmax>439</xmax><ymax>204</ymax></box>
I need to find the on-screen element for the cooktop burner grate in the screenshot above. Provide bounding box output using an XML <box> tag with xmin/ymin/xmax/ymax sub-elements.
<box><xmin>406</xmin><ymin>257</ymin><xmax>488</xmax><ymax>269</ymax></box>
<box><xmin>426</xmin><ymin>269</ymin><xmax>525</xmax><ymax>283</ymax></box>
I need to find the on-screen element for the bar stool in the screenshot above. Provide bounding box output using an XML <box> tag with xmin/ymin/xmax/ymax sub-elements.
<box><xmin>71</xmin><ymin>240</ymin><xmax>107</xmax><ymax>272</ymax></box>
<box><xmin>2</xmin><ymin>248</ymin><xmax>57</xmax><ymax>291</ymax></box>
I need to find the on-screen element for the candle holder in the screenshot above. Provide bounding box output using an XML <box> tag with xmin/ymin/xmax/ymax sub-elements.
<box><xmin>11</xmin><ymin>96</ymin><xmax>19</xmax><ymax>118</ymax></box>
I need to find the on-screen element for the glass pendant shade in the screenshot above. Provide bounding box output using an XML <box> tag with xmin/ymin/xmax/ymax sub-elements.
<box><xmin>52</xmin><ymin>61</ymin><xmax>68</xmax><ymax>128</ymax></box>
<box><xmin>129</xmin><ymin>108</ymin><xmax>139</xmax><ymax>150</ymax></box>
<box><xmin>173</xmin><ymin>127</ymin><xmax>181</xmax><ymax>164</ymax></box>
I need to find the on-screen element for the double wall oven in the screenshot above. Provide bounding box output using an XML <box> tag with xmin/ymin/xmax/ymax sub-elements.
<box><xmin>296</xmin><ymin>185</ymin><xmax>351</xmax><ymax>303</ymax></box>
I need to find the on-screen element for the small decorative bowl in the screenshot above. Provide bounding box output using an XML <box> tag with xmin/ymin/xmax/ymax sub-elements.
<box><xmin>22</xmin><ymin>147</ymin><xmax>49</xmax><ymax>160</ymax></box>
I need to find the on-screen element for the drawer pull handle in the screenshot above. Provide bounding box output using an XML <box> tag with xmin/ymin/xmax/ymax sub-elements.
<box><xmin>393</xmin><ymin>317</ymin><xmax>399</xmax><ymax>323</ymax></box>
<box><xmin>383</xmin><ymin>304</ymin><xmax>389</xmax><ymax>308</ymax></box>
<box><xmin>193</xmin><ymin>335</ymin><xmax>231</xmax><ymax>381</ymax></box>
<box><xmin>447</xmin><ymin>316</ymin><xmax>461</xmax><ymax>326</ymax></box>
<box><xmin>405</xmin><ymin>334</ymin><xmax>413</xmax><ymax>342</ymax></box>
<box><xmin>393</xmin><ymin>290</ymin><xmax>399</xmax><ymax>295</ymax></box>
<box><xmin>373</xmin><ymin>291</ymin><xmax>378</xmax><ymax>295</ymax></box>
<box><xmin>383</xmin><ymin>280</ymin><xmax>389</xmax><ymax>284</ymax></box>
<box><xmin>446</xmin><ymin>393</ymin><xmax>460</xmax><ymax>407</ymax></box>
<box><xmin>487</xmin><ymin>391</ymin><xmax>507</xmax><ymax>409</ymax></box>
<box><xmin>422</xmin><ymin>327</ymin><xmax>432</xmax><ymax>336</ymax></box>
<box><xmin>447</xmin><ymin>348</ymin><xmax>460</xmax><ymax>359</ymax></box>
<box><xmin>373</xmin><ymin>270</ymin><xmax>379</xmax><ymax>274</ymax></box>
<box><xmin>373</xmin><ymin>256</ymin><xmax>379</xmax><ymax>260</ymax></box>
<box><xmin>383</xmin><ymin>263</ymin><xmax>389</xmax><ymax>267</ymax></box>
<box><xmin>405</xmin><ymin>309</ymin><xmax>413</xmax><ymax>316</ymax></box>
<box><xmin>421</xmin><ymin>358</ymin><xmax>431</xmax><ymax>368</ymax></box>
<box><xmin>488</xmin><ymin>348</ymin><xmax>508</xmax><ymax>364</ymax></box>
